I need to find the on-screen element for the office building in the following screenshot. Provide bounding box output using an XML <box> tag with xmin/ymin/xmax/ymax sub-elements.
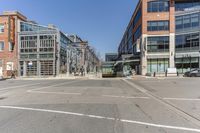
<box><xmin>118</xmin><ymin>0</ymin><xmax>200</xmax><ymax>75</ymax></box>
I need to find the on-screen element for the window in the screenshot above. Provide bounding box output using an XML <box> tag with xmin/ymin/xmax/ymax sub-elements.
<box><xmin>0</xmin><ymin>24</ymin><xmax>4</xmax><ymax>33</ymax></box>
<box><xmin>147</xmin><ymin>36</ymin><xmax>169</xmax><ymax>53</ymax></box>
<box><xmin>147</xmin><ymin>59</ymin><xmax>169</xmax><ymax>73</ymax></box>
<box><xmin>176</xmin><ymin>17</ymin><xmax>183</xmax><ymax>30</ymax></box>
<box><xmin>175</xmin><ymin>33</ymin><xmax>200</xmax><ymax>52</ymax></box>
<box><xmin>191</xmin><ymin>14</ymin><xmax>199</xmax><ymax>27</ymax></box>
<box><xmin>133</xmin><ymin>25</ymin><xmax>142</xmax><ymax>42</ymax></box>
<box><xmin>148</xmin><ymin>1</ymin><xmax>169</xmax><ymax>12</ymax></box>
<box><xmin>176</xmin><ymin>57</ymin><xmax>199</xmax><ymax>74</ymax></box>
<box><xmin>148</xmin><ymin>21</ymin><xmax>169</xmax><ymax>31</ymax></box>
<box><xmin>0</xmin><ymin>41</ymin><xmax>4</xmax><ymax>51</ymax></box>
<box><xmin>183</xmin><ymin>15</ymin><xmax>191</xmax><ymax>29</ymax></box>
<box><xmin>176</xmin><ymin>13</ymin><xmax>200</xmax><ymax>31</ymax></box>
<box><xmin>175</xmin><ymin>1</ymin><xmax>200</xmax><ymax>11</ymax></box>
<box><xmin>133</xmin><ymin>9</ymin><xmax>142</xmax><ymax>26</ymax></box>
<box><xmin>0</xmin><ymin>60</ymin><xmax>2</xmax><ymax>66</ymax></box>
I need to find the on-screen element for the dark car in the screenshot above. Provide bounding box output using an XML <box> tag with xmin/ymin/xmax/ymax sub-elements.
<box><xmin>184</xmin><ymin>69</ymin><xmax>200</xmax><ymax>77</ymax></box>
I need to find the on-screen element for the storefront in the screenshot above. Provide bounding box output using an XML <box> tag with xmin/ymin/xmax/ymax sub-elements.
<box><xmin>176</xmin><ymin>57</ymin><xmax>199</xmax><ymax>73</ymax></box>
<box><xmin>147</xmin><ymin>58</ymin><xmax>169</xmax><ymax>73</ymax></box>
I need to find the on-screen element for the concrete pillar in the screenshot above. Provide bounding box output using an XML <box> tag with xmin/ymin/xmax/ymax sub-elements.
<box><xmin>37</xmin><ymin>61</ymin><xmax>40</xmax><ymax>77</ymax></box>
<box><xmin>141</xmin><ymin>34</ymin><xmax>148</xmax><ymax>75</ymax></box>
<box><xmin>23</xmin><ymin>61</ymin><xmax>26</xmax><ymax>77</ymax></box>
<box><xmin>199</xmin><ymin>53</ymin><xmax>200</xmax><ymax>68</ymax></box>
<box><xmin>170</xmin><ymin>33</ymin><xmax>175</xmax><ymax>68</ymax></box>
<box><xmin>56</xmin><ymin>34</ymin><xmax>60</xmax><ymax>77</ymax></box>
<box><xmin>66</xmin><ymin>48</ymin><xmax>70</xmax><ymax>76</ymax></box>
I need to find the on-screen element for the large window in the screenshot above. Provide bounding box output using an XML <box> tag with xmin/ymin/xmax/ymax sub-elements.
<box><xmin>133</xmin><ymin>25</ymin><xmax>142</xmax><ymax>42</ymax></box>
<box><xmin>0</xmin><ymin>24</ymin><xmax>4</xmax><ymax>33</ymax></box>
<box><xmin>175</xmin><ymin>33</ymin><xmax>200</xmax><ymax>52</ymax></box>
<box><xmin>176</xmin><ymin>57</ymin><xmax>199</xmax><ymax>73</ymax></box>
<box><xmin>175</xmin><ymin>0</ymin><xmax>200</xmax><ymax>11</ymax></box>
<box><xmin>133</xmin><ymin>9</ymin><xmax>142</xmax><ymax>26</ymax></box>
<box><xmin>20</xmin><ymin>22</ymin><xmax>54</xmax><ymax>32</ymax></box>
<box><xmin>147</xmin><ymin>21</ymin><xmax>169</xmax><ymax>31</ymax></box>
<box><xmin>0</xmin><ymin>41</ymin><xmax>4</xmax><ymax>51</ymax></box>
<box><xmin>147</xmin><ymin>36</ymin><xmax>169</xmax><ymax>53</ymax></box>
<box><xmin>128</xmin><ymin>38</ymin><xmax>133</xmax><ymax>54</ymax></box>
<box><xmin>148</xmin><ymin>1</ymin><xmax>169</xmax><ymax>12</ymax></box>
<box><xmin>147</xmin><ymin>58</ymin><xmax>169</xmax><ymax>73</ymax></box>
<box><xmin>176</xmin><ymin>13</ymin><xmax>200</xmax><ymax>31</ymax></box>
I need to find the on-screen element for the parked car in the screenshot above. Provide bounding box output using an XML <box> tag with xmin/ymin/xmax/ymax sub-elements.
<box><xmin>184</xmin><ymin>69</ymin><xmax>200</xmax><ymax>77</ymax></box>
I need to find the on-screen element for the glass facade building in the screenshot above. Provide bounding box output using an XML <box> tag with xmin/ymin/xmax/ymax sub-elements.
<box><xmin>118</xmin><ymin>0</ymin><xmax>200</xmax><ymax>75</ymax></box>
<box><xmin>176</xmin><ymin>13</ymin><xmax>200</xmax><ymax>31</ymax></box>
<box><xmin>175</xmin><ymin>9</ymin><xmax>200</xmax><ymax>73</ymax></box>
<box><xmin>18</xmin><ymin>21</ymin><xmax>72</xmax><ymax>77</ymax></box>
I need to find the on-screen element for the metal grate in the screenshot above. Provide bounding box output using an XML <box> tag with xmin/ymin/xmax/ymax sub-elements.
<box><xmin>26</xmin><ymin>61</ymin><xmax>37</xmax><ymax>76</ymax></box>
<box><xmin>40</xmin><ymin>61</ymin><xmax>53</xmax><ymax>76</ymax></box>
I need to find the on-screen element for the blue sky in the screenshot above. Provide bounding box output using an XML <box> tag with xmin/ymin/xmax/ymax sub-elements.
<box><xmin>0</xmin><ymin>0</ymin><xmax>138</xmax><ymax>58</ymax></box>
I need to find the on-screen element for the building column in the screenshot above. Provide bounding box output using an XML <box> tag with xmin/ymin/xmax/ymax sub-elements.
<box><xmin>66</xmin><ymin>50</ymin><xmax>70</xmax><ymax>76</ymax></box>
<box><xmin>23</xmin><ymin>61</ymin><xmax>26</xmax><ymax>77</ymax></box>
<box><xmin>56</xmin><ymin>33</ymin><xmax>60</xmax><ymax>77</ymax></box>
<box><xmin>141</xmin><ymin>34</ymin><xmax>147</xmax><ymax>75</ymax></box>
<box><xmin>37</xmin><ymin>61</ymin><xmax>40</xmax><ymax>77</ymax></box>
<box><xmin>199</xmin><ymin>53</ymin><xmax>200</xmax><ymax>68</ymax></box>
<box><xmin>170</xmin><ymin>33</ymin><xmax>175</xmax><ymax>68</ymax></box>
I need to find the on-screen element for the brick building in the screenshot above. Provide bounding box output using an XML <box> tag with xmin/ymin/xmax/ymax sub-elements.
<box><xmin>0</xmin><ymin>11</ymin><xmax>27</xmax><ymax>78</ymax></box>
<box><xmin>0</xmin><ymin>11</ymin><xmax>100</xmax><ymax>78</ymax></box>
<box><xmin>118</xmin><ymin>0</ymin><xmax>200</xmax><ymax>75</ymax></box>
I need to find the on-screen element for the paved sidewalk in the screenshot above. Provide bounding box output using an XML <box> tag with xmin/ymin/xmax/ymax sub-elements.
<box><xmin>15</xmin><ymin>73</ymin><xmax>102</xmax><ymax>80</ymax></box>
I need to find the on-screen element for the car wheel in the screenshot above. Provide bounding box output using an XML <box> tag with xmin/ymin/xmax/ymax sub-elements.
<box><xmin>191</xmin><ymin>74</ymin><xmax>196</xmax><ymax>77</ymax></box>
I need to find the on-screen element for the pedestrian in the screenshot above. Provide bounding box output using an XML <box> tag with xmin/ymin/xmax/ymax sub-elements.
<box><xmin>80</xmin><ymin>66</ymin><xmax>84</xmax><ymax>76</ymax></box>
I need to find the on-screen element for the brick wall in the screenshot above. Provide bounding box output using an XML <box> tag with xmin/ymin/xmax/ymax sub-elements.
<box><xmin>0</xmin><ymin>16</ymin><xmax>18</xmax><ymax>78</ymax></box>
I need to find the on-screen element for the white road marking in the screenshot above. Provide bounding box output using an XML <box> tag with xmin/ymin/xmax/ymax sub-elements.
<box><xmin>164</xmin><ymin>98</ymin><xmax>200</xmax><ymax>101</ymax></box>
<box><xmin>123</xmin><ymin>79</ymin><xmax>200</xmax><ymax>127</ymax></box>
<box><xmin>102</xmin><ymin>95</ymin><xmax>150</xmax><ymax>99</ymax></box>
<box><xmin>28</xmin><ymin>90</ymin><xmax>81</xmax><ymax>96</ymax></box>
<box><xmin>28</xmin><ymin>90</ymin><xmax>149</xmax><ymax>99</ymax></box>
<box><xmin>0</xmin><ymin>83</ymin><xmax>41</xmax><ymax>91</ymax></box>
<box><xmin>0</xmin><ymin>105</ymin><xmax>200</xmax><ymax>132</ymax></box>
<box><xmin>27</xmin><ymin>80</ymin><xmax>82</xmax><ymax>92</ymax></box>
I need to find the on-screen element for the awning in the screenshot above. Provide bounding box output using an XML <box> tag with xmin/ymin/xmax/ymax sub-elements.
<box><xmin>114</xmin><ymin>59</ymin><xmax>140</xmax><ymax>66</ymax></box>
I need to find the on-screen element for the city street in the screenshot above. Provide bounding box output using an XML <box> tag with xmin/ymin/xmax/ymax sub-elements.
<box><xmin>0</xmin><ymin>78</ymin><xmax>200</xmax><ymax>133</ymax></box>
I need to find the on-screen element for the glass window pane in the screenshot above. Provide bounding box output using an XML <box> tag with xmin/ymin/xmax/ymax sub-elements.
<box><xmin>191</xmin><ymin>14</ymin><xmax>199</xmax><ymax>27</ymax></box>
<box><xmin>158</xmin><ymin>21</ymin><xmax>164</xmax><ymax>30</ymax></box>
<box><xmin>183</xmin><ymin>15</ymin><xmax>191</xmax><ymax>28</ymax></box>
<box><xmin>152</xmin><ymin>2</ymin><xmax>159</xmax><ymax>12</ymax></box>
<box><xmin>0</xmin><ymin>24</ymin><xmax>5</xmax><ymax>33</ymax></box>
<box><xmin>0</xmin><ymin>41</ymin><xmax>4</xmax><ymax>51</ymax></box>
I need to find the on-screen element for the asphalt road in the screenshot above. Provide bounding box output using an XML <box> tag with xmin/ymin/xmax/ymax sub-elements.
<box><xmin>0</xmin><ymin>78</ymin><xmax>200</xmax><ymax>133</ymax></box>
